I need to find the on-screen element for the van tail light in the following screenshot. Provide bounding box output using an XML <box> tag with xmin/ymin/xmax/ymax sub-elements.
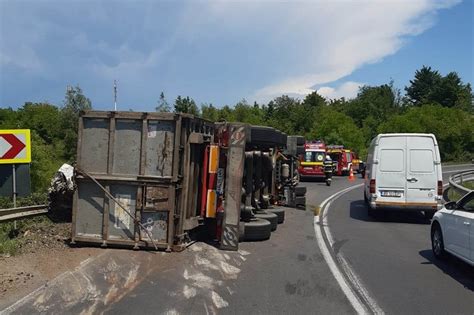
<box><xmin>370</xmin><ymin>179</ymin><xmax>376</xmax><ymax>194</ymax></box>
<box><xmin>437</xmin><ymin>181</ymin><xmax>443</xmax><ymax>196</ymax></box>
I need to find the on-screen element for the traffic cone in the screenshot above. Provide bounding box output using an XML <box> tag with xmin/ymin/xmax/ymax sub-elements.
<box><xmin>349</xmin><ymin>167</ymin><xmax>355</xmax><ymax>181</ymax></box>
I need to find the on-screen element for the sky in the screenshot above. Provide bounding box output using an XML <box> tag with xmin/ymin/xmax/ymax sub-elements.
<box><xmin>0</xmin><ymin>0</ymin><xmax>472</xmax><ymax>111</ymax></box>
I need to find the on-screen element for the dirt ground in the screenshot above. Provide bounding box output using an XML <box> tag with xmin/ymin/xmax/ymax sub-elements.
<box><xmin>0</xmin><ymin>221</ymin><xmax>102</xmax><ymax>310</ymax></box>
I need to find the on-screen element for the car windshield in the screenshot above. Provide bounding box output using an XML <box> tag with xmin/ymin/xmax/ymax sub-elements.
<box><xmin>329</xmin><ymin>153</ymin><xmax>340</xmax><ymax>161</ymax></box>
<box><xmin>305</xmin><ymin>151</ymin><xmax>325</xmax><ymax>162</ymax></box>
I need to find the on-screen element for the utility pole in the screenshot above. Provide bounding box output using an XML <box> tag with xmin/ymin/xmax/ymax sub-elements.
<box><xmin>114</xmin><ymin>80</ymin><xmax>117</xmax><ymax>111</ymax></box>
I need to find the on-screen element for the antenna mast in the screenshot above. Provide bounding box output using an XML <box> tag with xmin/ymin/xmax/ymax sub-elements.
<box><xmin>114</xmin><ymin>80</ymin><xmax>117</xmax><ymax>111</ymax></box>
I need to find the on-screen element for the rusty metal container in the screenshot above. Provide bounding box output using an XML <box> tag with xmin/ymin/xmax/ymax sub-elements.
<box><xmin>71</xmin><ymin>111</ymin><xmax>214</xmax><ymax>251</ymax></box>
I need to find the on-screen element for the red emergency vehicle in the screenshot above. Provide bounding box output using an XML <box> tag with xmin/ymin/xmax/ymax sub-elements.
<box><xmin>298</xmin><ymin>141</ymin><xmax>327</xmax><ymax>179</ymax></box>
<box><xmin>327</xmin><ymin>145</ymin><xmax>352</xmax><ymax>176</ymax></box>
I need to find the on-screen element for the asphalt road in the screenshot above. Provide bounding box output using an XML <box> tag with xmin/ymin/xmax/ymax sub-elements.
<box><xmin>325</xmin><ymin>164</ymin><xmax>474</xmax><ymax>314</ymax></box>
<box><xmin>5</xmin><ymin>164</ymin><xmax>473</xmax><ymax>314</ymax></box>
<box><xmin>100</xmin><ymin>176</ymin><xmax>361</xmax><ymax>315</ymax></box>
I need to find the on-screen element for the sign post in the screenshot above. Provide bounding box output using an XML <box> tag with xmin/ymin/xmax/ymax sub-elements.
<box><xmin>0</xmin><ymin>129</ymin><xmax>31</xmax><ymax>229</ymax></box>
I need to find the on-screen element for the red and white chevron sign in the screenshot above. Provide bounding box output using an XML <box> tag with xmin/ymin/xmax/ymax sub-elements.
<box><xmin>0</xmin><ymin>129</ymin><xmax>31</xmax><ymax>164</ymax></box>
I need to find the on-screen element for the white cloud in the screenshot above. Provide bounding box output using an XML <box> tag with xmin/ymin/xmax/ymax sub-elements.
<box><xmin>0</xmin><ymin>0</ymin><xmax>461</xmax><ymax>108</ymax></box>
<box><xmin>317</xmin><ymin>81</ymin><xmax>363</xmax><ymax>100</ymax></box>
<box><xmin>248</xmin><ymin>0</ymin><xmax>461</xmax><ymax>101</ymax></box>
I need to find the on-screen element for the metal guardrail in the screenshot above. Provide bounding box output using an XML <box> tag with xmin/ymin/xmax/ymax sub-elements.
<box><xmin>0</xmin><ymin>204</ymin><xmax>48</xmax><ymax>222</ymax></box>
<box><xmin>449</xmin><ymin>169</ymin><xmax>474</xmax><ymax>198</ymax></box>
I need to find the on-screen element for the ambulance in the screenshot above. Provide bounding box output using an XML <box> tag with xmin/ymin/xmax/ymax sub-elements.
<box><xmin>298</xmin><ymin>141</ymin><xmax>327</xmax><ymax>179</ymax></box>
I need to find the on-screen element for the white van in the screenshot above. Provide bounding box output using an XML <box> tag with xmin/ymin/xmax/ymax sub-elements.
<box><xmin>364</xmin><ymin>133</ymin><xmax>443</xmax><ymax>218</ymax></box>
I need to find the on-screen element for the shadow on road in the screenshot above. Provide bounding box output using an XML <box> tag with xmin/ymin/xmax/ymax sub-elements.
<box><xmin>419</xmin><ymin>249</ymin><xmax>474</xmax><ymax>291</ymax></box>
<box><xmin>349</xmin><ymin>200</ymin><xmax>431</xmax><ymax>225</ymax></box>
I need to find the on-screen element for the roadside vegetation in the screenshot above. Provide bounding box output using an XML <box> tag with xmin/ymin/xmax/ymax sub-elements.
<box><xmin>0</xmin><ymin>66</ymin><xmax>472</xmax><ymax>255</ymax></box>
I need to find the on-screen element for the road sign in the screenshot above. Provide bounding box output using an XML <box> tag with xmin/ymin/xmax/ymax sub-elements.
<box><xmin>0</xmin><ymin>129</ymin><xmax>31</xmax><ymax>164</ymax></box>
<box><xmin>0</xmin><ymin>164</ymin><xmax>31</xmax><ymax>197</ymax></box>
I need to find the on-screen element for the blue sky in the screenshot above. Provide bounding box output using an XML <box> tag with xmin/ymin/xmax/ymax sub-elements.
<box><xmin>0</xmin><ymin>0</ymin><xmax>472</xmax><ymax>111</ymax></box>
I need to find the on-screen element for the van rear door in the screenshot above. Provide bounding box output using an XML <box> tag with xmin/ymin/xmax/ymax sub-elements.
<box><xmin>406</xmin><ymin>136</ymin><xmax>437</xmax><ymax>204</ymax></box>
<box><xmin>376</xmin><ymin>137</ymin><xmax>406</xmax><ymax>204</ymax></box>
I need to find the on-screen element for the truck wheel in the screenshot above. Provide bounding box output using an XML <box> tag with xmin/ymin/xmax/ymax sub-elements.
<box><xmin>296</xmin><ymin>145</ymin><xmax>305</xmax><ymax>155</ymax></box>
<box><xmin>267</xmin><ymin>207</ymin><xmax>285</xmax><ymax>224</ymax></box>
<box><xmin>295</xmin><ymin>196</ymin><xmax>306</xmax><ymax>207</ymax></box>
<box><xmin>239</xmin><ymin>222</ymin><xmax>246</xmax><ymax>242</ymax></box>
<box><xmin>244</xmin><ymin>218</ymin><xmax>271</xmax><ymax>241</ymax></box>
<box><xmin>254</xmin><ymin>211</ymin><xmax>278</xmax><ymax>231</ymax></box>
<box><xmin>295</xmin><ymin>186</ymin><xmax>306</xmax><ymax>196</ymax></box>
<box><xmin>296</xmin><ymin>136</ymin><xmax>305</xmax><ymax>145</ymax></box>
<box><xmin>250</xmin><ymin>126</ymin><xmax>278</xmax><ymax>146</ymax></box>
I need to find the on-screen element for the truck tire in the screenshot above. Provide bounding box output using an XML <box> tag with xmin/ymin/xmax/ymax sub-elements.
<box><xmin>279</xmin><ymin>132</ymin><xmax>288</xmax><ymax>147</ymax></box>
<box><xmin>254</xmin><ymin>211</ymin><xmax>278</xmax><ymax>231</ymax></box>
<box><xmin>295</xmin><ymin>196</ymin><xmax>306</xmax><ymax>207</ymax></box>
<box><xmin>239</xmin><ymin>222</ymin><xmax>246</xmax><ymax>241</ymax></box>
<box><xmin>244</xmin><ymin>218</ymin><xmax>271</xmax><ymax>241</ymax></box>
<box><xmin>295</xmin><ymin>186</ymin><xmax>306</xmax><ymax>196</ymax></box>
<box><xmin>268</xmin><ymin>207</ymin><xmax>285</xmax><ymax>224</ymax></box>
<box><xmin>295</xmin><ymin>136</ymin><xmax>305</xmax><ymax>145</ymax></box>
<box><xmin>296</xmin><ymin>145</ymin><xmax>305</xmax><ymax>155</ymax></box>
<box><xmin>250</xmin><ymin>126</ymin><xmax>278</xmax><ymax>146</ymax></box>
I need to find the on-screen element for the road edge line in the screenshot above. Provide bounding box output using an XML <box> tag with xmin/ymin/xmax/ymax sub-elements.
<box><xmin>314</xmin><ymin>183</ymin><xmax>383</xmax><ymax>315</ymax></box>
<box><xmin>314</xmin><ymin>184</ymin><xmax>367</xmax><ymax>314</ymax></box>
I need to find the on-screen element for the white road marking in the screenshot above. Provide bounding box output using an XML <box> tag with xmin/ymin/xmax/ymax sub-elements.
<box><xmin>315</xmin><ymin>183</ymin><xmax>384</xmax><ymax>315</ymax></box>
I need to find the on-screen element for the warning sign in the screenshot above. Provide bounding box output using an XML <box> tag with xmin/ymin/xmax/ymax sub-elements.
<box><xmin>0</xmin><ymin>129</ymin><xmax>31</xmax><ymax>164</ymax></box>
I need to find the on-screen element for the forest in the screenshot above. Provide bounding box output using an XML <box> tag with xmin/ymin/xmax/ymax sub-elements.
<box><xmin>1</xmin><ymin>66</ymin><xmax>472</xmax><ymax>195</ymax></box>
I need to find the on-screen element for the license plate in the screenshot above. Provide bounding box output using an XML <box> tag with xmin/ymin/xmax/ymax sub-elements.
<box><xmin>304</xmin><ymin>167</ymin><xmax>313</xmax><ymax>170</ymax></box>
<box><xmin>381</xmin><ymin>191</ymin><xmax>402</xmax><ymax>197</ymax></box>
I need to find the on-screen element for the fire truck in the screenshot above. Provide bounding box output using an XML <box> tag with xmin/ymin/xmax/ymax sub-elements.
<box><xmin>298</xmin><ymin>141</ymin><xmax>327</xmax><ymax>179</ymax></box>
<box><xmin>327</xmin><ymin>145</ymin><xmax>352</xmax><ymax>176</ymax></box>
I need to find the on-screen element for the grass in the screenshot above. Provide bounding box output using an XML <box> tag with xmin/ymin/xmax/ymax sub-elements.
<box><xmin>0</xmin><ymin>215</ymin><xmax>53</xmax><ymax>256</ymax></box>
<box><xmin>463</xmin><ymin>181</ymin><xmax>474</xmax><ymax>190</ymax></box>
<box><xmin>447</xmin><ymin>180</ymin><xmax>473</xmax><ymax>202</ymax></box>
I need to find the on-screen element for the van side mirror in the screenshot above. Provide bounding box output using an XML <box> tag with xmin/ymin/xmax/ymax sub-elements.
<box><xmin>445</xmin><ymin>201</ymin><xmax>456</xmax><ymax>210</ymax></box>
<box><xmin>434</xmin><ymin>160</ymin><xmax>441</xmax><ymax>165</ymax></box>
<box><xmin>374</xmin><ymin>160</ymin><xmax>379</xmax><ymax>165</ymax></box>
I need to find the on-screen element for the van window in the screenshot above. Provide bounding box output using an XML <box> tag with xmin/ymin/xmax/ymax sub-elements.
<box><xmin>379</xmin><ymin>149</ymin><xmax>403</xmax><ymax>172</ymax></box>
<box><xmin>410</xmin><ymin>149</ymin><xmax>434</xmax><ymax>173</ymax></box>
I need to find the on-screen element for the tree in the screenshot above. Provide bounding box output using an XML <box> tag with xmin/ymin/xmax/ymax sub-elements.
<box><xmin>302</xmin><ymin>91</ymin><xmax>326</xmax><ymax>108</ymax></box>
<box><xmin>405</xmin><ymin>66</ymin><xmax>442</xmax><ymax>106</ymax></box>
<box><xmin>174</xmin><ymin>96</ymin><xmax>200</xmax><ymax>116</ymax></box>
<box><xmin>17</xmin><ymin>103</ymin><xmax>62</xmax><ymax>144</ymax></box>
<box><xmin>405</xmin><ymin>66</ymin><xmax>472</xmax><ymax>111</ymax></box>
<box><xmin>61</xmin><ymin>85</ymin><xmax>92</xmax><ymax>161</ymax></box>
<box><xmin>310</xmin><ymin>107</ymin><xmax>366</xmax><ymax>157</ymax></box>
<box><xmin>435</xmin><ymin>72</ymin><xmax>472</xmax><ymax>111</ymax></box>
<box><xmin>201</xmin><ymin>103</ymin><xmax>219</xmax><ymax>121</ymax></box>
<box><xmin>378</xmin><ymin>104</ymin><xmax>473</xmax><ymax>161</ymax></box>
<box><xmin>156</xmin><ymin>92</ymin><xmax>171</xmax><ymax>112</ymax></box>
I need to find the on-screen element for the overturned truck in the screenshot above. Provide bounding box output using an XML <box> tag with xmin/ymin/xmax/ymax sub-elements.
<box><xmin>71</xmin><ymin>111</ymin><xmax>306</xmax><ymax>251</ymax></box>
